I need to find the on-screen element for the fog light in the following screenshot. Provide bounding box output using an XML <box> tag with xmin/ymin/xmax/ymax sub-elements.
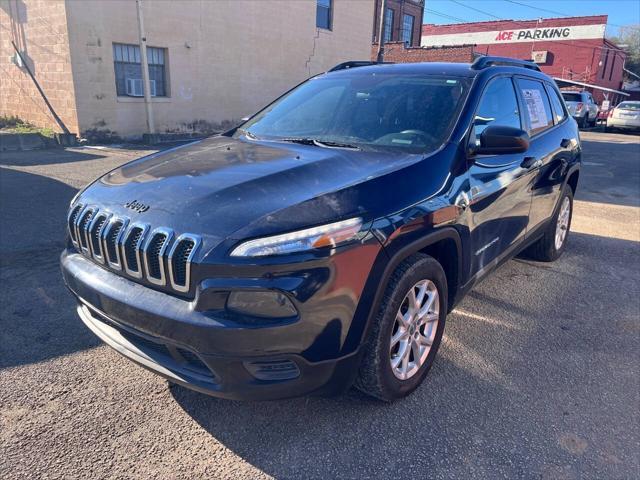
<box><xmin>244</xmin><ymin>360</ymin><xmax>300</xmax><ymax>381</ymax></box>
<box><xmin>227</xmin><ymin>291</ymin><xmax>297</xmax><ymax>318</ymax></box>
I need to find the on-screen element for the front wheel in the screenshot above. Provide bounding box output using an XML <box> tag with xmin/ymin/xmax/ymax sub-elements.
<box><xmin>526</xmin><ymin>186</ymin><xmax>573</xmax><ymax>262</ymax></box>
<box><xmin>355</xmin><ymin>254</ymin><xmax>447</xmax><ymax>401</ymax></box>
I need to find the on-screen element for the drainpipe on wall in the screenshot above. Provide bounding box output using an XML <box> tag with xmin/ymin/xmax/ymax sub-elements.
<box><xmin>136</xmin><ymin>0</ymin><xmax>156</xmax><ymax>142</ymax></box>
<box><xmin>376</xmin><ymin>0</ymin><xmax>386</xmax><ymax>62</ymax></box>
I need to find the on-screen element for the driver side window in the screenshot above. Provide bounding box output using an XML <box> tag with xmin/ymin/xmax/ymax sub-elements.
<box><xmin>473</xmin><ymin>77</ymin><xmax>521</xmax><ymax>146</ymax></box>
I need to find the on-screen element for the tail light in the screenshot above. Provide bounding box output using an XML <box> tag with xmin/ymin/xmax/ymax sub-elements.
<box><xmin>576</xmin><ymin>102</ymin><xmax>584</xmax><ymax>112</ymax></box>
<box><xmin>608</xmin><ymin>109</ymin><xmax>615</xmax><ymax>118</ymax></box>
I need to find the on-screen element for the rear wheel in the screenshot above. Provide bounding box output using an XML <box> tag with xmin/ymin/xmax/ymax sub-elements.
<box><xmin>355</xmin><ymin>254</ymin><xmax>447</xmax><ymax>401</ymax></box>
<box><xmin>578</xmin><ymin>114</ymin><xmax>588</xmax><ymax>129</ymax></box>
<box><xmin>526</xmin><ymin>187</ymin><xmax>573</xmax><ymax>262</ymax></box>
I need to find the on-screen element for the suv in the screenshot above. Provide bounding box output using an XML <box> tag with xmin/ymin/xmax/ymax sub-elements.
<box><xmin>62</xmin><ymin>57</ymin><xmax>581</xmax><ymax>401</ymax></box>
<box><xmin>561</xmin><ymin>90</ymin><xmax>598</xmax><ymax>128</ymax></box>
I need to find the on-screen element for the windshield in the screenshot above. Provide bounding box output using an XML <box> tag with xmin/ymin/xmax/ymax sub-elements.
<box><xmin>236</xmin><ymin>73</ymin><xmax>471</xmax><ymax>153</ymax></box>
<box><xmin>617</xmin><ymin>102</ymin><xmax>640</xmax><ymax>110</ymax></box>
<box><xmin>562</xmin><ymin>92</ymin><xmax>582</xmax><ymax>102</ymax></box>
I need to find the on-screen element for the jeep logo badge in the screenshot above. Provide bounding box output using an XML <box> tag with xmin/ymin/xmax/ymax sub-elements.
<box><xmin>124</xmin><ymin>199</ymin><xmax>150</xmax><ymax>213</ymax></box>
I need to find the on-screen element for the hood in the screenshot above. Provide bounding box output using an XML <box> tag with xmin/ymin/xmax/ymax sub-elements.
<box><xmin>76</xmin><ymin>136</ymin><xmax>431</xmax><ymax>252</ymax></box>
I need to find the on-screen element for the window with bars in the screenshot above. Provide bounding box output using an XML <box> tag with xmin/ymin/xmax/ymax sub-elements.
<box><xmin>316</xmin><ymin>0</ymin><xmax>332</xmax><ymax>30</ymax></box>
<box><xmin>402</xmin><ymin>14</ymin><xmax>414</xmax><ymax>45</ymax></box>
<box><xmin>113</xmin><ymin>43</ymin><xmax>167</xmax><ymax>97</ymax></box>
<box><xmin>383</xmin><ymin>8</ymin><xmax>394</xmax><ymax>43</ymax></box>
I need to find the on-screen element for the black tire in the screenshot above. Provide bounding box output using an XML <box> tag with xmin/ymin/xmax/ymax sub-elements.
<box><xmin>526</xmin><ymin>187</ymin><xmax>573</xmax><ymax>262</ymax></box>
<box><xmin>355</xmin><ymin>253</ymin><xmax>447</xmax><ymax>401</ymax></box>
<box><xmin>579</xmin><ymin>114</ymin><xmax>588</xmax><ymax>129</ymax></box>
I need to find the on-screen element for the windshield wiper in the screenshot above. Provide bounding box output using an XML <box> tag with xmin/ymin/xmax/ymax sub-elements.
<box><xmin>237</xmin><ymin>128</ymin><xmax>259</xmax><ymax>140</ymax></box>
<box><xmin>279</xmin><ymin>137</ymin><xmax>361</xmax><ymax>150</ymax></box>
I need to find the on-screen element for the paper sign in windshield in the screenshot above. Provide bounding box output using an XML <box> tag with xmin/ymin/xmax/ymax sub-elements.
<box><xmin>522</xmin><ymin>89</ymin><xmax>548</xmax><ymax>130</ymax></box>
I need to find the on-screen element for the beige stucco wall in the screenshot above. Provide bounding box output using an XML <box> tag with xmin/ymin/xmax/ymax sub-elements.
<box><xmin>65</xmin><ymin>0</ymin><xmax>374</xmax><ymax>139</ymax></box>
<box><xmin>0</xmin><ymin>0</ymin><xmax>79</xmax><ymax>133</ymax></box>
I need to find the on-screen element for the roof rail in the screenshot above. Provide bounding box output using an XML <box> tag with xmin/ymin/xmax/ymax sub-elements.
<box><xmin>471</xmin><ymin>56</ymin><xmax>541</xmax><ymax>72</ymax></box>
<box><xmin>328</xmin><ymin>61</ymin><xmax>392</xmax><ymax>72</ymax></box>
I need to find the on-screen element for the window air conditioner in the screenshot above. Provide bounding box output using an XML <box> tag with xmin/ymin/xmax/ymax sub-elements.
<box><xmin>126</xmin><ymin>78</ymin><xmax>156</xmax><ymax>97</ymax></box>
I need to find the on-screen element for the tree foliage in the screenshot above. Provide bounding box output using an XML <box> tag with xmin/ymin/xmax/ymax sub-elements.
<box><xmin>608</xmin><ymin>25</ymin><xmax>640</xmax><ymax>78</ymax></box>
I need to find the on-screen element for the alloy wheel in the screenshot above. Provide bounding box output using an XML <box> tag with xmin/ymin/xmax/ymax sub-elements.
<box><xmin>389</xmin><ymin>279</ymin><xmax>439</xmax><ymax>380</ymax></box>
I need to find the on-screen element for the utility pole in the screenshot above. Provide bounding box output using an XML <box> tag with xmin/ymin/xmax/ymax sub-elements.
<box><xmin>376</xmin><ymin>0</ymin><xmax>386</xmax><ymax>62</ymax></box>
<box><xmin>136</xmin><ymin>0</ymin><xmax>155</xmax><ymax>136</ymax></box>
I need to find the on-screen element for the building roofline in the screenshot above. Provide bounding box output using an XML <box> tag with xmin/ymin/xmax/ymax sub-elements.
<box><xmin>422</xmin><ymin>14</ymin><xmax>609</xmax><ymax>29</ymax></box>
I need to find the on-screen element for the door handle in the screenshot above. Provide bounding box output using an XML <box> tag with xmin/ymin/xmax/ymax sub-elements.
<box><xmin>521</xmin><ymin>156</ymin><xmax>539</xmax><ymax>169</ymax></box>
<box><xmin>560</xmin><ymin>138</ymin><xmax>571</xmax><ymax>148</ymax></box>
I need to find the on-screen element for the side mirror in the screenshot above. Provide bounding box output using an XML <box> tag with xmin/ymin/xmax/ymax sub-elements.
<box><xmin>476</xmin><ymin>125</ymin><xmax>529</xmax><ymax>155</ymax></box>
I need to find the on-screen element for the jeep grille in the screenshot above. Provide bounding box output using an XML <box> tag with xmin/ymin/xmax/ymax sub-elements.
<box><xmin>68</xmin><ymin>204</ymin><xmax>200</xmax><ymax>294</ymax></box>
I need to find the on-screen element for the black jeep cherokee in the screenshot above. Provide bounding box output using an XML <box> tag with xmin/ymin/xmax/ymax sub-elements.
<box><xmin>61</xmin><ymin>57</ymin><xmax>581</xmax><ymax>401</ymax></box>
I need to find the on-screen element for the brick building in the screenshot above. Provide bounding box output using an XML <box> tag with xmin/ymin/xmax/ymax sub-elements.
<box><xmin>371</xmin><ymin>42</ymin><xmax>475</xmax><ymax>64</ymax></box>
<box><xmin>1</xmin><ymin>0</ymin><xmax>374</xmax><ymax>139</ymax></box>
<box><xmin>372</xmin><ymin>0</ymin><xmax>424</xmax><ymax>47</ymax></box>
<box><xmin>422</xmin><ymin>15</ymin><xmax>628</xmax><ymax>104</ymax></box>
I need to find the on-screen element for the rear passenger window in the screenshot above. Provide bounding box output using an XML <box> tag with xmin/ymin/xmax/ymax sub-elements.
<box><xmin>516</xmin><ymin>78</ymin><xmax>554</xmax><ymax>135</ymax></box>
<box><xmin>546</xmin><ymin>85</ymin><xmax>567</xmax><ymax>124</ymax></box>
<box><xmin>473</xmin><ymin>77</ymin><xmax>521</xmax><ymax>143</ymax></box>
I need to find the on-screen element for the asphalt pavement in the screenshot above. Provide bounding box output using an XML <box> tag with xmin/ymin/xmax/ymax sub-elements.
<box><xmin>1</xmin><ymin>132</ymin><xmax>639</xmax><ymax>479</ymax></box>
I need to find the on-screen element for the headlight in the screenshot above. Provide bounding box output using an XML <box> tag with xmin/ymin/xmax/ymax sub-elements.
<box><xmin>230</xmin><ymin>218</ymin><xmax>364</xmax><ymax>257</ymax></box>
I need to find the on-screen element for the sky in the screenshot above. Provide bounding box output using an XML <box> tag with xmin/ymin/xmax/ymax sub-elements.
<box><xmin>423</xmin><ymin>0</ymin><xmax>640</xmax><ymax>37</ymax></box>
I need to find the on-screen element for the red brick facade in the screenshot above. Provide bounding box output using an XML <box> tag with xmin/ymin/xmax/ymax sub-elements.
<box><xmin>371</xmin><ymin>42</ymin><xmax>475</xmax><ymax>64</ymax></box>
<box><xmin>373</xmin><ymin>0</ymin><xmax>424</xmax><ymax>47</ymax></box>
<box><xmin>422</xmin><ymin>16</ymin><xmax>626</xmax><ymax>103</ymax></box>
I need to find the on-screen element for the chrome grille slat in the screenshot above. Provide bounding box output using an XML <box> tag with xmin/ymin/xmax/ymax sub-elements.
<box><xmin>77</xmin><ymin>208</ymin><xmax>96</xmax><ymax>255</ymax></box>
<box><xmin>121</xmin><ymin>223</ymin><xmax>150</xmax><ymax>279</ymax></box>
<box><xmin>88</xmin><ymin>212</ymin><xmax>111</xmax><ymax>263</ymax></box>
<box><xmin>102</xmin><ymin>217</ymin><xmax>129</xmax><ymax>270</ymax></box>
<box><xmin>168</xmin><ymin>234</ymin><xmax>201</xmax><ymax>293</ymax></box>
<box><xmin>143</xmin><ymin>228</ymin><xmax>174</xmax><ymax>286</ymax></box>
<box><xmin>67</xmin><ymin>204</ymin><xmax>84</xmax><ymax>247</ymax></box>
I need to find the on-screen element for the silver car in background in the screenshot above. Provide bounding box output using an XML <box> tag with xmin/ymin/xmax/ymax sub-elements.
<box><xmin>606</xmin><ymin>101</ymin><xmax>640</xmax><ymax>133</ymax></box>
<box><xmin>562</xmin><ymin>91</ymin><xmax>599</xmax><ymax>128</ymax></box>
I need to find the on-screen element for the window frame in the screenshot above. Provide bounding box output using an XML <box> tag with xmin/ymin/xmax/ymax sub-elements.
<box><xmin>544</xmin><ymin>82</ymin><xmax>569</xmax><ymax>126</ymax></box>
<box><xmin>402</xmin><ymin>14</ymin><xmax>415</xmax><ymax>45</ymax></box>
<box><xmin>514</xmin><ymin>76</ymin><xmax>556</xmax><ymax>137</ymax></box>
<box><xmin>113</xmin><ymin>42</ymin><xmax>169</xmax><ymax>98</ymax></box>
<box><xmin>316</xmin><ymin>0</ymin><xmax>332</xmax><ymax>30</ymax></box>
<box><xmin>468</xmin><ymin>74</ymin><xmax>523</xmax><ymax>155</ymax></box>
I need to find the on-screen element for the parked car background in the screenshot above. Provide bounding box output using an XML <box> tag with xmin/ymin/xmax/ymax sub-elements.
<box><xmin>562</xmin><ymin>91</ymin><xmax>599</xmax><ymax>128</ymax></box>
<box><xmin>606</xmin><ymin>101</ymin><xmax>640</xmax><ymax>132</ymax></box>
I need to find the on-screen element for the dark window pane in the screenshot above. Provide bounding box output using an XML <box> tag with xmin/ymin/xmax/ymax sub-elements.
<box><xmin>474</xmin><ymin>77</ymin><xmax>521</xmax><ymax>140</ymax></box>
<box><xmin>384</xmin><ymin>8</ymin><xmax>394</xmax><ymax>42</ymax></box>
<box><xmin>547</xmin><ymin>85</ymin><xmax>567</xmax><ymax>123</ymax></box>
<box><xmin>149</xmin><ymin>65</ymin><xmax>165</xmax><ymax>96</ymax></box>
<box><xmin>316</xmin><ymin>0</ymin><xmax>331</xmax><ymax>30</ymax></box>
<box><xmin>402</xmin><ymin>14</ymin><xmax>414</xmax><ymax>44</ymax></box>
<box><xmin>516</xmin><ymin>78</ymin><xmax>554</xmax><ymax>134</ymax></box>
<box><xmin>562</xmin><ymin>92</ymin><xmax>582</xmax><ymax>102</ymax></box>
<box><xmin>113</xmin><ymin>43</ymin><xmax>167</xmax><ymax>97</ymax></box>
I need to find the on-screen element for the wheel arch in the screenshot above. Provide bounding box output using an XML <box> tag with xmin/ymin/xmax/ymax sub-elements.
<box><xmin>348</xmin><ymin>227</ymin><xmax>464</xmax><ymax>359</ymax></box>
<box><xmin>567</xmin><ymin>169</ymin><xmax>580</xmax><ymax>195</ymax></box>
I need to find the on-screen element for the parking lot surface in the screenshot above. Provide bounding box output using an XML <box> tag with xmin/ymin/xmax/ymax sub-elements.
<box><xmin>1</xmin><ymin>132</ymin><xmax>639</xmax><ymax>479</ymax></box>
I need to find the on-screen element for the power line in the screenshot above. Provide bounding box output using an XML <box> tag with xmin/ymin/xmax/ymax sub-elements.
<box><xmin>424</xmin><ymin>8</ymin><xmax>468</xmax><ymax>24</ymax></box>
<box><xmin>502</xmin><ymin>0</ymin><xmax>633</xmax><ymax>29</ymax></box>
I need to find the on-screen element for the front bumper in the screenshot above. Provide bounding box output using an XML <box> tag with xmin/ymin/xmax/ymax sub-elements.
<box><xmin>61</xmin><ymin>243</ymin><xmax>381</xmax><ymax>400</ymax></box>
